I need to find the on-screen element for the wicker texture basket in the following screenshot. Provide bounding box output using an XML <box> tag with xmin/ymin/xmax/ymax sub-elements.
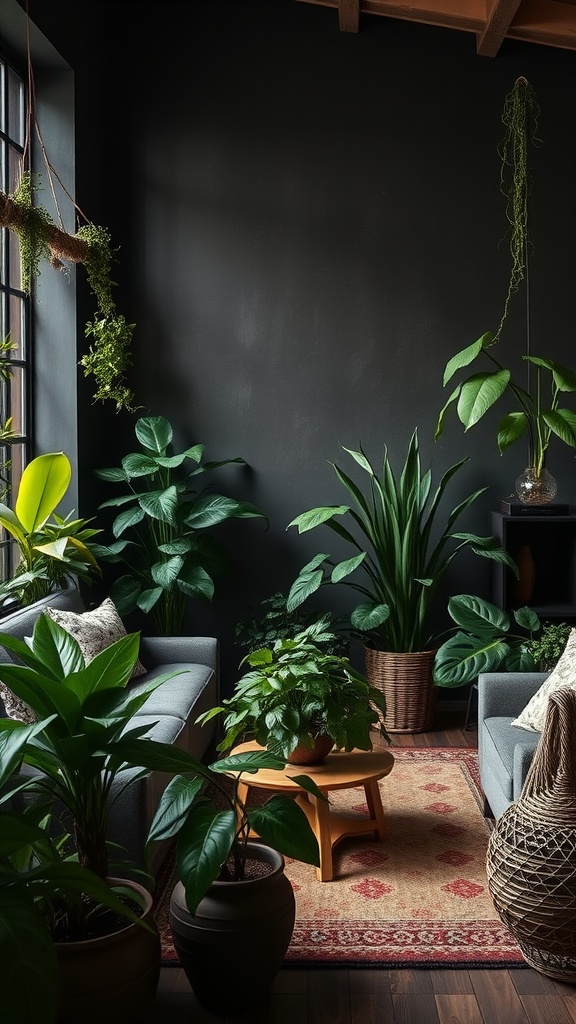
<box><xmin>486</xmin><ymin>685</ymin><xmax>576</xmax><ymax>981</ymax></box>
<box><xmin>364</xmin><ymin>647</ymin><xmax>437</xmax><ymax>733</ymax></box>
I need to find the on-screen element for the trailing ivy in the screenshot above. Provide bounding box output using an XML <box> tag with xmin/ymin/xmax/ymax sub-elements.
<box><xmin>10</xmin><ymin>172</ymin><xmax>52</xmax><ymax>293</ymax></box>
<box><xmin>82</xmin><ymin>312</ymin><xmax>137</xmax><ymax>412</ymax></box>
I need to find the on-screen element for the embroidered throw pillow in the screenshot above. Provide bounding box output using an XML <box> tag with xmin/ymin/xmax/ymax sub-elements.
<box><xmin>0</xmin><ymin>684</ymin><xmax>36</xmax><ymax>723</ymax></box>
<box><xmin>45</xmin><ymin>597</ymin><xmax>146</xmax><ymax>678</ymax></box>
<box><xmin>512</xmin><ymin>626</ymin><xmax>576</xmax><ymax>732</ymax></box>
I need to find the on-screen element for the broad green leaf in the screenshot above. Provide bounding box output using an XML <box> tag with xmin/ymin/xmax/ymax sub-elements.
<box><xmin>497</xmin><ymin>411</ymin><xmax>529</xmax><ymax>453</ymax></box>
<box><xmin>139</xmin><ymin>487</ymin><xmax>179</xmax><ymax>523</ymax></box>
<box><xmin>15</xmin><ymin>452</ymin><xmax>71</xmax><ymax>533</ymax></box>
<box><xmin>457</xmin><ymin>370</ymin><xmax>510</xmax><ymax>429</ymax></box>
<box><xmin>147</xmin><ymin>775</ymin><xmax>204</xmax><ymax>843</ymax></box>
<box><xmin>176</xmin><ymin>564</ymin><xmax>214</xmax><ymax>601</ymax></box>
<box><xmin>152</xmin><ymin>556</ymin><xmax>185</xmax><ymax>588</ymax></box>
<box><xmin>514</xmin><ymin>606</ymin><xmax>541</xmax><ymax>632</ymax></box>
<box><xmin>112</xmin><ymin>505</ymin><xmax>146</xmax><ymax>538</ymax></box>
<box><xmin>434</xmin><ymin>385</ymin><xmax>460</xmax><ymax>440</ymax></box>
<box><xmin>121</xmin><ymin>453</ymin><xmax>160</xmax><ymax>478</ymax></box>
<box><xmin>135</xmin><ymin>415</ymin><xmax>172</xmax><ymax>453</ymax></box>
<box><xmin>248</xmin><ymin>795</ymin><xmax>319</xmax><ymax>866</ymax></box>
<box><xmin>433</xmin><ymin>632</ymin><xmax>511</xmax><ymax>687</ymax></box>
<box><xmin>287</xmin><ymin>566</ymin><xmax>325</xmax><ymax>611</ymax></box>
<box><xmin>543</xmin><ymin>408</ymin><xmax>576</xmax><ymax>447</ymax></box>
<box><xmin>445</xmin><ymin>594</ymin><xmax>510</xmax><ymax>635</ymax></box>
<box><xmin>331</xmin><ymin>553</ymin><xmax>366</xmax><ymax>582</ymax></box>
<box><xmin>442</xmin><ymin>334</ymin><xmax>492</xmax><ymax>386</ymax></box>
<box><xmin>287</xmin><ymin>506</ymin><xmax>350</xmax><ymax>533</ymax></box>
<box><xmin>350</xmin><ymin>602</ymin><xmax>390</xmax><ymax>632</ymax></box>
<box><xmin>176</xmin><ymin>804</ymin><xmax>237</xmax><ymax>915</ymax></box>
<box><xmin>0</xmin><ymin>503</ymin><xmax>27</xmax><ymax>546</ymax></box>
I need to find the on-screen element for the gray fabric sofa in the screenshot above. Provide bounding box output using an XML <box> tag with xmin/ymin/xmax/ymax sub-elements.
<box><xmin>477</xmin><ymin>670</ymin><xmax>548</xmax><ymax>819</ymax></box>
<box><xmin>0</xmin><ymin>584</ymin><xmax>220</xmax><ymax>881</ymax></box>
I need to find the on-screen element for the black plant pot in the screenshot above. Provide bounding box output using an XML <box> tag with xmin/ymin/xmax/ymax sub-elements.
<box><xmin>169</xmin><ymin>842</ymin><xmax>295</xmax><ymax>1012</ymax></box>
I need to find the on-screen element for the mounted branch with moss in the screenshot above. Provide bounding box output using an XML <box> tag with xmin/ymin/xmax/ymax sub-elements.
<box><xmin>0</xmin><ymin>173</ymin><xmax>137</xmax><ymax>412</ymax></box>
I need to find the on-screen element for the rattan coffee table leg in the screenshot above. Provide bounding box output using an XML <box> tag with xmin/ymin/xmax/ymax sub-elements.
<box><xmin>364</xmin><ymin>779</ymin><xmax>387</xmax><ymax>840</ymax></box>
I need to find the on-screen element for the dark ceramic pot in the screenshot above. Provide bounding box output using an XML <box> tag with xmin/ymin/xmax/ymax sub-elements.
<box><xmin>55</xmin><ymin>877</ymin><xmax>160</xmax><ymax>1024</ymax></box>
<box><xmin>169</xmin><ymin>842</ymin><xmax>295</xmax><ymax>1012</ymax></box>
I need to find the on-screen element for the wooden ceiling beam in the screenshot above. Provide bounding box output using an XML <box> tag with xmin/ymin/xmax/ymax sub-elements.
<box><xmin>339</xmin><ymin>0</ymin><xmax>360</xmax><ymax>31</ymax></box>
<box><xmin>477</xmin><ymin>0</ymin><xmax>523</xmax><ymax>56</ymax></box>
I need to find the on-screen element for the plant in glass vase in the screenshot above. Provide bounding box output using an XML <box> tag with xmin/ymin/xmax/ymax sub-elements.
<box><xmin>435</xmin><ymin>77</ymin><xmax>576</xmax><ymax>504</ymax></box>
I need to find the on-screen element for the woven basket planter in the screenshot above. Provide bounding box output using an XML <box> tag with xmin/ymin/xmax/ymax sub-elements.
<box><xmin>486</xmin><ymin>685</ymin><xmax>576</xmax><ymax>981</ymax></box>
<box><xmin>364</xmin><ymin>647</ymin><xmax>437</xmax><ymax>734</ymax></box>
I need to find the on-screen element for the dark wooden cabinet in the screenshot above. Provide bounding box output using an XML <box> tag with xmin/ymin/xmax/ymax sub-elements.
<box><xmin>491</xmin><ymin>511</ymin><xmax>576</xmax><ymax>620</ymax></box>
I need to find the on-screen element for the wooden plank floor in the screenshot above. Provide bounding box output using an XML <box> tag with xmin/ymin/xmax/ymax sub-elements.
<box><xmin>151</xmin><ymin>700</ymin><xmax>576</xmax><ymax>1024</ymax></box>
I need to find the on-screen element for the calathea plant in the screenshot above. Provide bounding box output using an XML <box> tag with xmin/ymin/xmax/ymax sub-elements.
<box><xmin>92</xmin><ymin>414</ymin><xmax>268</xmax><ymax>635</ymax></box>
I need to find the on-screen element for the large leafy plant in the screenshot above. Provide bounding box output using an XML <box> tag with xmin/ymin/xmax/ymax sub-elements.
<box><xmin>433</xmin><ymin>594</ymin><xmax>542</xmax><ymax>687</ymax></box>
<box><xmin>0</xmin><ymin>723</ymin><xmax>146</xmax><ymax>1024</ymax></box>
<box><xmin>199</xmin><ymin>617</ymin><xmax>389</xmax><ymax>758</ymax></box>
<box><xmin>0</xmin><ymin>614</ymin><xmax>320</xmax><ymax>915</ymax></box>
<box><xmin>0</xmin><ymin>620</ymin><xmax>320</xmax><ymax>1019</ymax></box>
<box><xmin>286</xmin><ymin>430</ymin><xmax>517</xmax><ymax>652</ymax></box>
<box><xmin>0</xmin><ymin>452</ymin><xmax>101</xmax><ymax>608</ymax></box>
<box><xmin>92</xmin><ymin>415</ymin><xmax>268</xmax><ymax>635</ymax></box>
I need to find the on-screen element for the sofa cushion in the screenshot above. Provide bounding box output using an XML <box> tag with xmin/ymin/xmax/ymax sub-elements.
<box><xmin>132</xmin><ymin>663</ymin><xmax>215</xmax><ymax>723</ymax></box>
<box><xmin>482</xmin><ymin>716</ymin><xmax>541</xmax><ymax>802</ymax></box>
<box><xmin>511</xmin><ymin>626</ymin><xmax>576</xmax><ymax>732</ymax></box>
<box><xmin>45</xmin><ymin>597</ymin><xmax>146</xmax><ymax>678</ymax></box>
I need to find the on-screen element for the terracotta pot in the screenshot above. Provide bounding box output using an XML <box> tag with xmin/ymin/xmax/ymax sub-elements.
<box><xmin>169</xmin><ymin>842</ymin><xmax>295</xmax><ymax>1012</ymax></box>
<box><xmin>287</xmin><ymin>731</ymin><xmax>334</xmax><ymax>765</ymax></box>
<box><xmin>55</xmin><ymin>878</ymin><xmax>160</xmax><ymax>1024</ymax></box>
<box><xmin>364</xmin><ymin>647</ymin><xmax>437</xmax><ymax>733</ymax></box>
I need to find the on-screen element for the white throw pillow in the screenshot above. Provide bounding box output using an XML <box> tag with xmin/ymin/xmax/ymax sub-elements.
<box><xmin>45</xmin><ymin>597</ymin><xmax>146</xmax><ymax>679</ymax></box>
<box><xmin>511</xmin><ymin>626</ymin><xmax>576</xmax><ymax>732</ymax></box>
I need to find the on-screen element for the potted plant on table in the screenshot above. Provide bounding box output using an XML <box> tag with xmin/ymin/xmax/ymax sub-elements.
<box><xmin>199</xmin><ymin>616</ymin><xmax>390</xmax><ymax>764</ymax></box>
<box><xmin>92</xmin><ymin>414</ymin><xmax>269</xmax><ymax>635</ymax></box>
<box><xmin>0</xmin><ymin>614</ymin><xmax>320</xmax><ymax>1021</ymax></box>
<box><xmin>285</xmin><ymin>429</ymin><xmax>517</xmax><ymax>733</ymax></box>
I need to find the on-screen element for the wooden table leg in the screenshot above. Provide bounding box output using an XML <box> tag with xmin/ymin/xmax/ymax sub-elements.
<box><xmin>364</xmin><ymin>779</ymin><xmax>387</xmax><ymax>840</ymax></box>
<box><xmin>311</xmin><ymin>794</ymin><xmax>334</xmax><ymax>882</ymax></box>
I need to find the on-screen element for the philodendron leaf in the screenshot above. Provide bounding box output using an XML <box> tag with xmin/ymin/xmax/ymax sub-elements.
<box><xmin>135</xmin><ymin>414</ymin><xmax>172</xmax><ymax>453</ymax></box>
<box><xmin>331</xmin><ymin>553</ymin><xmax>366</xmax><ymax>582</ymax></box>
<box><xmin>176</xmin><ymin>804</ymin><xmax>236</xmax><ymax>915</ymax></box>
<box><xmin>286</xmin><ymin>558</ymin><xmax>328</xmax><ymax>611</ymax></box>
<box><xmin>248</xmin><ymin>795</ymin><xmax>320</xmax><ymax>866</ymax></box>
<box><xmin>514</xmin><ymin>606</ymin><xmax>541</xmax><ymax>632</ymax></box>
<box><xmin>442</xmin><ymin>333</ymin><xmax>492</xmax><ymax>387</ymax></box>
<box><xmin>433</xmin><ymin>633</ymin><xmax>511</xmax><ymax>687</ymax></box>
<box><xmin>457</xmin><ymin>370</ymin><xmax>511</xmax><ymax>429</ymax></box>
<box><xmin>445</xmin><ymin>594</ymin><xmax>510</xmax><ymax>635</ymax></box>
<box><xmin>287</xmin><ymin>506</ymin><xmax>350</xmax><ymax>533</ymax></box>
<box><xmin>497</xmin><ymin>411</ymin><xmax>529</xmax><ymax>453</ymax></box>
<box><xmin>543</xmin><ymin>408</ymin><xmax>576</xmax><ymax>447</ymax></box>
<box><xmin>350</xmin><ymin>602</ymin><xmax>390</xmax><ymax>632</ymax></box>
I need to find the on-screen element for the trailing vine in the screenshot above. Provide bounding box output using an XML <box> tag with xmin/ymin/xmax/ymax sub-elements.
<box><xmin>494</xmin><ymin>76</ymin><xmax>541</xmax><ymax>343</ymax></box>
<box><xmin>0</xmin><ymin>175</ymin><xmax>137</xmax><ymax>412</ymax></box>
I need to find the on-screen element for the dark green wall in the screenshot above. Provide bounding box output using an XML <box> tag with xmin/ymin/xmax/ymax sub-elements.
<box><xmin>17</xmin><ymin>1</ymin><xmax>576</xmax><ymax>691</ymax></box>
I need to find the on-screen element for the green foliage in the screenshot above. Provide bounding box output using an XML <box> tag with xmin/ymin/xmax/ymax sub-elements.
<box><xmin>0</xmin><ymin>620</ymin><xmax>319</xmax><ymax>1014</ymax></box>
<box><xmin>525</xmin><ymin>619</ymin><xmax>571</xmax><ymax>670</ymax></box>
<box><xmin>11</xmin><ymin>172</ymin><xmax>52</xmax><ymax>293</ymax></box>
<box><xmin>286</xmin><ymin>429</ymin><xmax>517</xmax><ymax>652</ymax></box>
<box><xmin>435</xmin><ymin>79</ymin><xmax>576</xmax><ymax>475</ymax></box>
<box><xmin>235</xmin><ymin>591</ymin><xmax>352</xmax><ymax>657</ymax></box>
<box><xmin>435</xmin><ymin>333</ymin><xmax>576</xmax><ymax>476</ymax></box>
<box><xmin>0</xmin><ymin>452</ymin><xmax>101</xmax><ymax>608</ymax></box>
<box><xmin>81</xmin><ymin>312</ymin><xmax>137</xmax><ymax>412</ymax></box>
<box><xmin>433</xmin><ymin>594</ymin><xmax>542</xmax><ymax>687</ymax></box>
<box><xmin>75</xmin><ymin>223</ymin><xmax>138</xmax><ymax>412</ymax></box>
<box><xmin>200</xmin><ymin>617</ymin><xmax>389</xmax><ymax>757</ymax></box>
<box><xmin>92</xmin><ymin>414</ymin><xmax>268</xmax><ymax>635</ymax></box>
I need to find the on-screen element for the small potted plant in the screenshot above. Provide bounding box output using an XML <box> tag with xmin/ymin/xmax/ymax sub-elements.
<box><xmin>198</xmin><ymin>616</ymin><xmax>390</xmax><ymax>764</ymax></box>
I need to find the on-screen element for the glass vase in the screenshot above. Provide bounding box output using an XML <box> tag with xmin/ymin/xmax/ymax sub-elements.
<box><xmin>515</xmin><ymin>466</ymin><xmax>557</xmax><ymax>505</ymax></box>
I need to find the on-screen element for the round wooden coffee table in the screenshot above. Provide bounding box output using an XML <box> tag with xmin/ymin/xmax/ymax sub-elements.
<box><xmin>231</xmin><ymin>741</ymin><xmax>395</xmax><ymax>881</ymax></box>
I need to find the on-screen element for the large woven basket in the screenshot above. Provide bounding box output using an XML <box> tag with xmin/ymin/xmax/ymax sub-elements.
<box><xmin>364</xmin><ymin>647</ymin><xmax>437</xmax><ymax>733</ymax></box>
<box><xmin>486</xmin><ymin>685</ymin><xmax>576</xmax><ymax>981</ymax></box>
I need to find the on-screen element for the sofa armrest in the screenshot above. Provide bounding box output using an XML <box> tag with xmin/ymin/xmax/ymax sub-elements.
<box><xmin>139</xmin><ymin>635</ymin><xmax>219</xmax><ymax>676</ymax></box>
<box><xmin>478</xmin><ymin>671</ymin><xmax>549</xmax><ymax>721</ymax></box>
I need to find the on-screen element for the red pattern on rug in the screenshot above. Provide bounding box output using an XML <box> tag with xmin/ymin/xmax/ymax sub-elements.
<box><xmin>154</xmin><ymin>746</ymin><xmax>524</xmax><ymax>968</ymax></box>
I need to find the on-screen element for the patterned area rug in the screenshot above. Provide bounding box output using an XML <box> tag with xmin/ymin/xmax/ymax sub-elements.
<box><xmin>154</xmin><ymin>746</ymin><xmax>524</xmax><ymax>968</ymax></box>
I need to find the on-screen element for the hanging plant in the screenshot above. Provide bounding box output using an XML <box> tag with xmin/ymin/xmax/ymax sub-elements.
<box><xmin>436</xmin><ymin>77</ymin><xmax>576</xmax><ymax>501</ymax></box>
<box><xmin>0</xmin><ymin>172</ymin><xmax>137</xmax><ymax>413</ymax></box>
